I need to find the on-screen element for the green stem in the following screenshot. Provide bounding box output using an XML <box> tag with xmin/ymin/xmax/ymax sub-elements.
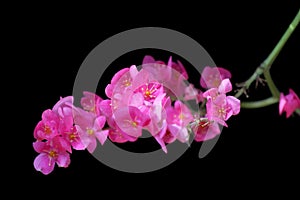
<box><xmin>241</xmin><ymin>97</ymin><xmax>279</xmax><ymax>109</ymax></box>
<box><xmin>263</xmin><ymin>70</ymin><xmax>280</xmax><ymax>98</ymax></box>
<box><xmin>235</xmin><ymin>9</ymin><xmax>300</xmax><ymax>99</ymax></box>
<box><xmin>263</xmin><ymin>9</ymin><xmax>300</xmax><ymax>70</ymax></box>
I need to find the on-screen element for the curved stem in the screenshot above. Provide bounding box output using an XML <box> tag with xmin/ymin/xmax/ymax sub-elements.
<box><xmin>235</xmin><ymin>9</ymin><xmax>300</xmax><ymax>99</ymax></box>
<box><xmin>241</xmin><ymin>97</ymin><xmax>278</xmax><ymax>109</ymax></box>
<box><xmin>263</xmin><ymin>70</ymin><xmax>280</xmax><ymax>98</ymax></box>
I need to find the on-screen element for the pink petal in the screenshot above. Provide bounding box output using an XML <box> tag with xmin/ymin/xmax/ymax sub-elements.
<box><xmin>218</xmin><ymin>67</ymin><xmax>232</xmax><ymax>80</ymax></box>
<box><xmin>218</xmin><ymin>79</ymin><xmax>232</xmax><ymax>94</ymax></box>
<box><xmin>95</xmin><ymin>130</ymin><xmax>109</xmax><ymax>145</ymax></box>
<box><xmin>154</xmin><ymin>135</ymin><xmax>167</xmax><ymax>153</ymax></box>
<box><xmin>226</xmin><ymin>96</ymin><xmax>241</xmax><ymax>115</ymax></box>
<box><xmin>71</xmin><ymin>139</ymin><xmax>85</xmax><ymax>150</ymax></box>
<box><xmin>52</xmin><ymin>96</ymin><xmax>73</xmax><ymax>113</ymax></box>
<box><xmin>87</xmin><ymin>138</ymin><xmax>97</xmax><ymax>153</ymax></box>
<box><xmin>105</xmin><ymin>84</ymin><xmax>113</xmax><ymax>98</ymax></box>
<box><xmin>130</xmin><ymin>65</ymin><xmax>139</xmax><ymax>78</ymax></box>
<box><xmin>94</xmin><ymin>116</ymin><xmax>106</xmax><ymax>130</ymax></box>
<box><xmin>142</xmin><ymin>55</ymin><xmax>156</xmax><ymax>64</ymax></box>
<box><xmin>202</xmin><ymin>88</ymin><xmax>218</xmax><ymax>99</ymax></box>
<box><xmin>56</xmin><ymin>152</ymin><xmax>70</xmax><ymax>168</ymax></box>
<box><xmin>129</xmin><ymin>93</ymin><xmax>144</xmax><ymax>107</ymax></box>
<box><xmin>279</xmin><ymin>93</ymin><xmax>285</xmax><ymax>115</ymax></box>
<box><xmin>99</xmin><ymin>100</ymin><xmax>112</xmax><ymax>117</ymax></box>
<box><xmin>34</xmin><ymin>153</ymin><xmax>55</xmax><ymax>175</ymax></box>
<box><xmin>111</xmin><ymin>68</ymin><xmax>130</xmax><ymax>84</ymax></box>
<box><xmin>176</xmin><ymin>128</ymin><xmax>189</xmax><ymax>143</ymax></box>
<box><xmin>33</xmin><ymin>141</ymin><xmax>47</xmax><ymax>153</ymax></box>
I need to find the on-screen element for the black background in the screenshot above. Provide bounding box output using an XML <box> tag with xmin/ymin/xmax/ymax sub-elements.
<box><xmin>11</xmin><ymin>1</ymin><xmax>300</xmax><ymax>197</ymax></box>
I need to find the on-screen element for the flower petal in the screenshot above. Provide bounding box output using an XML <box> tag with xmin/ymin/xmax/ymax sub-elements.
<box><xmin>56</xmin><ymin>152</ymin><xmax>70</xmax><ymax>168</ymax></box>
<box><xmin>34</xmin><ymin>153</ymin><xmax>55</xmax><ymax>175</ymax></box>
<box><xmin>218</xmin><ymin>79</ymin><xmax>232</xmax><ymax>94</ymax></box>
<box><xmin>95</xmin><ymin>130</ymin><xmax>108</xmax><ymax>145</ymax></box>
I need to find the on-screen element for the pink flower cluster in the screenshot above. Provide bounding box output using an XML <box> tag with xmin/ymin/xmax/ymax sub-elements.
<box><xmin>33</xmin><ymin>55</ymin><xmax>241</xmax><ymax>175</ymax></box>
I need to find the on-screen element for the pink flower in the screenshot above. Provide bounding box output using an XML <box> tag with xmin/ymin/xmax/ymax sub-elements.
<box><xmin>203</xmin><ymin>79</ymin><xmax>240</xmax><ymax>126</ymax></box>
<box><xmin>33</xmin><ymin>136</ymin><xmax>71</xmax><ymax>175</ymax></box>
<box><xmin>114</xmin><ymin>106</ymin><xmax>150</xmax><ymax>138</ymax></box>
<box><xmin>200</xmin><ymin>66</ymin><xmax>231</xmax><ymax>89</ymax></box>
<box><xmin>80</xmin><ymin>91</ymin><xmax>103</xmax><ymax>115</ymax></box>
<box><xmin>279</xmin><ymin>89</ymin><xmax>300</xmax><ymax>118</ymax></box>
<box><xmin>73</xmin><ymin>108</ymin><xmax>108</xmax><ymax>153</ymax></box>
<box><xmin>192</xmin><ymin>118</ymin><xmax>221</xmax><ymax>142</ymax></box>
<box><xmin>107</xmin><ymin>118</ymin><xmax>138</xmax><ymax>143</ymax></box>
<box><xmin>62</xmin><ymin>126</ymin><xmax>85</xmax><ymax>151</ymax></box>
<box><xmin>166</xmin><ymin>100</ymin><xmax>193</xmax><ymax>143</ymax></box>
<box><xmin>105</xmin><ymin>65</ymin><xmax>138</xmax><ymax>99</ymax></box>
<box><xmin>34</xmin><ymin>109</ymin><xmax>60</xmax><ymax>140</ymax></box>
<box><xmin>134</xmin><ymin>82</ymin><xmax>164</xmax><ymax>104</ymax></box>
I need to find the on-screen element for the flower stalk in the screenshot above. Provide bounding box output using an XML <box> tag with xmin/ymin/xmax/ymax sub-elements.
<box><xmin>236</xmin><ymin>9</ymin><xmax>300</xmax><ymax>107</ymax></box>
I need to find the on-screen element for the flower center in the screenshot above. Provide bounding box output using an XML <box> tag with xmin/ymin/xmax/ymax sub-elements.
<box><xmin>179</xmin><ymin>113</ymin><xmax>185</xmax><ymax>120</ymax></box>
<box><xmin>44</xmin><ymin>125</ymin><xmax>52</xmax><ymax>134</ymax></box>
<box><xmin>49</xmin><ymin>150</ymin><xmax>57</xmax><ymax>158</ymax></box>
<box><xmin>69</xmin><ymin>133</ymin><xmax>76</xmax><ymax>141</ymax></box>
<box><xmin>87</xmin><ymin>128</ymin><xmax>94</xmax><ymax>135</ymax></box>
<box><xmin>131</xmin><ymin>121</ymin><xmax>138</xmax><ymax>127</ymax></box>
<box><xmin>123</xmin><ymin>79</ymin><xmax>131</xmax><ymax>87</ymax></box>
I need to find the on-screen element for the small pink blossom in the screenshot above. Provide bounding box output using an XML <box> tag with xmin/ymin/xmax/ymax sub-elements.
<box><xmin>200</xmin><ymin>66</ymin><xmax>231</xmax><ymax>89</ymax></box>
<box><xmin>166</xmin><ymin>100</ymin><xmax>193</xmax><ymax>143</ymax></box>
<box><xmin>73</xmin><ymin>108</ymin><xmax>108</xmax><ymax>153</ymax></box>
<box><xmin>192</xmin><ymin>118</ymin><xmax>221</xmax><ymax>142</ymax></box>
<box><xmin>279</xmin><ymin>89</ymin><xmax>300</xmax><ymax>118</ymax></box>
<box><xmin>34</xmin><ymin>109</ymin><xmax>60</xmax><ymax>140</ymax></box>
<box><xmin>105</xmin><ymin>65</ymin><xmax>138</xmax><ymax>99</ymax></box>
<box><xmin>33</xmin><ymin>136</ymin><xmax>71</xmax><ymax>175</ymax></box>
<box><xmin>114</xmin><ymin>106</ymin><xmax>151</xmax><ymax>138</ymax></box>
<box><xmin>203</xmin><ymin>79</ymin><xmax>240</xmax><ymax>126</ymax></box>
<box><xmin>62</xmin><ymin>126</ymin><xmax>85</xmax><ymax>150</ymax></box>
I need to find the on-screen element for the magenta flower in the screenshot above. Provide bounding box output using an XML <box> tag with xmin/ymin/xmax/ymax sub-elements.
<box><xmin>200</xmin><ymin>66</ymin><xmax>231</xmax><ymax>89</ymax></box>
<box><xmin>62</xmin><ymin>126</ymin><xmax>85</xmax><ymax>151</ymax></box>
<box><xmin>34</xmin><ymin>109</ymin><xmax>60</xmax><ymax>140</ymax></box>
<box><xmin>33</xmin><ymin>136</ymin><xmax>71</xmax><ymax>175</ymax></box>
<box><xmin>279</xmin><ymin>89</ymin><xmax>300</xmax><ymax>118</ymax></box>
<box><xmin>73</xmin><ymin>108</ymin><xmax>108</xmax><ymax>153</ymax></box>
